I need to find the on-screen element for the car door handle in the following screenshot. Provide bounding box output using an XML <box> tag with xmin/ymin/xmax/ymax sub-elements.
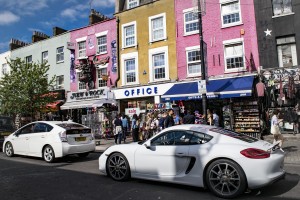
<box><xmin>175</xmin><ymin>153</ymin><xmax>186</xmax><ymax>157</ymax></box>
<box><xmin>26</xmin><ymin>137</ymin><xmax>29</xmax><ymax>140</ymax></box>
<box><xmin>41</xmin><ymin>135</ymin><xmax>45</xmax><ymax>138</ymax></box>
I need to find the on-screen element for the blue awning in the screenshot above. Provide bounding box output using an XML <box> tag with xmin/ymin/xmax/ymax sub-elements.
<box><xmin>161</xmin><ymin>76</ymin><xmax>254</xmax><ymax>101</ymax></box>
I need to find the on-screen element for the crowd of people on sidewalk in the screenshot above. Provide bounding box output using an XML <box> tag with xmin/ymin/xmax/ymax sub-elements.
<box><xmin>111</xmin><ymin>108</ymin><xmax>220</xmax><ymax>144</ymax></box>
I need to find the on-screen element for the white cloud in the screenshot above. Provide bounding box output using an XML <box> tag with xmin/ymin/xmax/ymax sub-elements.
<box><xmin>92</xmin><ymin>0</ymin><xmax>115</xmax><ymax>8</ymax></box>
<box><xmin>60</xmin><ymin>4</ymin><xmax>89</xmax><ymax>20</ymax></box>
<box><xmin>0</xmin><ymin>0</ymin><xmax>49</xmax><ymax>15</ymax></box>
<box><xmin>0</xmin><ymin>41</ymin><xmax>9</xmax><ymax>53</ymax></box>
<box><xmin>0</xmin><ymin>11</ymin><xmax>20</xmax><ymax>25</ymax></box>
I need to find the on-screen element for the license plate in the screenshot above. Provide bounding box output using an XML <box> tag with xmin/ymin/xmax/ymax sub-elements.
<box><xmin>75</xmin><ymin>137</ymin><xmax>86</xmax><ymax>142</ymax></box>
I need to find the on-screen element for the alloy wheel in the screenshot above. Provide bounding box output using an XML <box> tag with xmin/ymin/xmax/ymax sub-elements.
<box><xmin>107</xmin><ymin>153</ymin><xmax>130</xmax><ymax>181</ymax></box>
<box><xmin>43</xmin><ymin>146</ymin><xmax>55</xmax><ymax>163</ymax></box>
<box><xmin>5</xmin><ymin>142</ymin><xmax>14</xmax><ymax>157</ymax></box>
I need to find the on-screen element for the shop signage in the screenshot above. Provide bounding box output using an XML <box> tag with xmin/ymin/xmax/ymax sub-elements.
<box><xmin>124</xmin><ymin>87</ymin><xmax>158</xmax><ymax>97</ymax></box>
<box><xmin>125</xmin><ymin>108</ymin><xmax>141</xmax><ymax>116</ymax></box>
<box><xmin>198</xmin><ymin>80</ymin><xmax>207</xmax><ymax>94</ymax></box>
<box><xmin>67</xmin><ymin>42</ymin><xmax>75</xmax><ymax>50</ymax></box>
<box><xmin>67</xmin><ymin>88</ymin><xmax>108</xmax><ymax>102</ymax></box>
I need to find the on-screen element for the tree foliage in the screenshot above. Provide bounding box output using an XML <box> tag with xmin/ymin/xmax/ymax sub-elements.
<box><xmin>0</xmin><ymin>58</ymin><xmax>56</xmax><ymax>120</ymax></box>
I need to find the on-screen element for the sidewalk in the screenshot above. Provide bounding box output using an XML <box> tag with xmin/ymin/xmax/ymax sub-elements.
<box><xmin>94</xmin><ymin>134</ymin><xmax>300</xmax><ymax>165</ymax></box>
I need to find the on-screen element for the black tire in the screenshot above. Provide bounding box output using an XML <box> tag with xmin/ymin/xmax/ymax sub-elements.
<box><xmin>5</xmin><ymin>142</ymin><xmax>14</xmax><ymax>157</ymax></box>
<box><xmin>77</xmin><ymin>152</ymin><xmax>89</xmax><ymax>158</ymax></box>
<box><xmin>205</xmin><ymin>159</ymin><xmax>247</xmax><ymax>199</ymax></box>
<box><xmin>106</xmin><ymin>152</ymin><xmax>130</xmax><ymax>181</ymax></box>
<box><xmin>43</xmin><ymin>145</ymin><xmax>56</xmax><ymax>163</ymax></box>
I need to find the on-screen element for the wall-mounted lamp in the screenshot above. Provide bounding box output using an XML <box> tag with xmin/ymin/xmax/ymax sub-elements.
<box><xmin>143</xmin><ymin>70</ymin><xmax>147</xmax><ymax>75</ymax></box>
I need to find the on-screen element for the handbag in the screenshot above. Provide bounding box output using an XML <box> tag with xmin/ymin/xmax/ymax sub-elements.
<box><xmin>271</xmin><ymin>124</ymin><xmax>281</xmax><ymax>135</ymax></box>
<box><xmin>115</xmin><ymin>126</ymin><xmax>122</xmax><ymax>135</ymax></box>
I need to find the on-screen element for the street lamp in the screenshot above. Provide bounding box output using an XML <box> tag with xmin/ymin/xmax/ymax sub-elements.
<box><xmin>196</xmin><ymin>0</ymin><xmax>207</xmax><ymax>117</ymax></box>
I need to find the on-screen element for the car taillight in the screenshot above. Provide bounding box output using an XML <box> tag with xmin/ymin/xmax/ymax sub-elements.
<box><xmin>240</xmin><ymin>148</ymin><xmax>270</xmax><ymax>159</ymax></box>
<box><xmin>60</xmin><ymin>131</ymin><xmax>68</xmax><ymax>142</ymax></box>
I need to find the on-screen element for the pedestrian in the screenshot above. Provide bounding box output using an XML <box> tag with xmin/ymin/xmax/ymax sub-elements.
<box><xmin>131</xmin><ymin>114</ymin><xmax>139</xmax><ymax>142</ymax></box>
<box><xmin>113</xmin><ymin>114</ymin><xmax>122</xmax><ymax>144</ymax></box>
<box><xmin>144</xmin><ymin>113</ymin><xmax>152</xmax><ymax>139</ymax></box>
<box><xmin>183</xmin><ymin>110</ymin><xmax>196</xmax><ymax>124</ymax></box>
<box><xmin>213</xmin><ymin>110</ymin><xmax>220</xmax><ymax>127</ymax></box>
<box><xmin>151</xmin><ymin>112</ymin><xmax>159</xmax><ymax>135</ymax></box>
<box><xmin>164</xmin><ymin>109</ymin><xmax>175</xmax><ymax>128</ymax></box>
<box><xmin>121</xmin><ymin>114</ymin><xmax>129</xmax><ymax>143</ymax></box>
<box><xmin>158</xmin><ymin>112</ymin><xmax>167</xmax><ymax>130</ymax></box>
<box><xmin>207</xmin><ymin>109</ymin><xmax>213</xmax><ymax>126</ymax></box>
<box><xmin>271</xmin><ymin>109</ymin><xmax>284</xmax><ymax>147</ymax></box>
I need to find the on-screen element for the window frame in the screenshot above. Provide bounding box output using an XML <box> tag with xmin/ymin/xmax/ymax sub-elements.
<box><xmin>97</xmin><ymin>35</ymin><xmax>107</xmax><ymax>55</ymax></box>
<box><xmin>272</xmin><ymin>0</ymin><xmax>293</xmax><ymax>17</ymax></box>
<box><xmin>149</xmin><ymin>13</ymin><xmax>167</xmax><ymax>43</ymax></box>
<box><xmin>77</xmin><ymin>72</ymin><xmax>86</xmax><ymax>91</ymax></box>
<box><xmin>97</xmin><ymin>66</ymin><xmax>108</xmax><ymax>88</ymax></box>
<box><xmin>183</xmin><ymin>7</ymin><xmax>199</xmax><ymax>36</ymax></box>
<box><xmin>25</xmin><ymin>55</ymin><xmax>32</xmax><ymax>64</ymax></box>
<box><xmin>149</xmin><ymin>46</ymin><xmax>169</xmax><ymax>82</ymax></box>
<box><xmin>122</xmin><ymin>21</ymin><xmax>137</xmax><ymax>49</ymax></box>
<box><xmin>220</xmin><ymin>0</ymin><xmax>242</xmax><ymax>28</ymax></box>
<box><xmin>56</xmin><ymin>75</ymin><xmax>64</xmax><ymax>89</ymax></box>
<box><xmin>276</xmin><ymin>36</ymin><xmax>298</xmax><ymax>68</ymax></box>
<box><xmin>42</xmin><ymin>51</ymin><xmax>48</xmax><ymax>64</ymax></box>
<box><xmin>77</xmin><ymin>41</ymin><xmax>86</xmax><ymax>59</ymax></box>
<box><xmin>1</xmin><ymin>63</ymin><xmax>8</xmax><ymax>77</ymax></box>
<box><xmin>121</xmin><ymin>52</ymin><xmax>139</xmax><ymax>86</ymax></box>
<box><xmin>56</xmin><ymin>46</ymin><xmax>64</xmax><ymax>63</ymax></box>
<box><xmin>223</xmin><ymin>38</ymin><xmax>245</xmax><ymax>73</ymax></box>
<box><xmin>186</xmin><ymin>46</ymin><xmax>201</xmax><ymax>77</ymax></box>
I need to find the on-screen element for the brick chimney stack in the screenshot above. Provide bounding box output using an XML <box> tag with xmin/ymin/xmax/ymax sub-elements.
<box><xmin>32</xmin><ymin>31</ymin><xmax>49</xmax><ymax>43</ymax></box>
<box><xmin>53</xmin><ymin>27</ymin><xmax>68</xmax><ymax>36</ymax></box>
<box><xmin>9</xmin><ymin>39</ymin><xmax>29</xmax><ymax>50</ymax></box>
<box><xmin>89</xmin><ymin>9</ymin><xmax>109</xmax><ymax>25</ymax></box>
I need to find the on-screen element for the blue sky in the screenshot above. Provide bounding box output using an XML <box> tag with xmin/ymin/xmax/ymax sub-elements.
<box><xmin>0</xmin><ymin>0</ymin><xmax>115</xmax><ymax>54</ymax></box>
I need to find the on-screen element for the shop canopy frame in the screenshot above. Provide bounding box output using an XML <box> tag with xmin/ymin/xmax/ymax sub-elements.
<box><xmin>60</xmin><ymin>99</ymin><xmax>117</xmax><ymax>110</ymax></box>
<box><xmin>161</xmin><ymin>76</ymin><xmax>255</xmax><ymax>101</ymax></box>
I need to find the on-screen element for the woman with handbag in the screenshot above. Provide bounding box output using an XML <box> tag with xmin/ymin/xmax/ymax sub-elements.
<box><xmin>271</xmin><ymin>110</ymin><xmax>284</xmax><ymax>147</ymax></box>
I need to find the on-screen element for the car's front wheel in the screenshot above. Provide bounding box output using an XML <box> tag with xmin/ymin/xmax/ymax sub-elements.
<box><xmin>5</xmin><ymin>142</ymin><xmax>14</xmax><ymax>157</ymax></box>
<box><xmin>106</xmin><ymin>152</ymin><xmax>130</xmax><ymax>181</ymax></box>
<box><xmin>205</xmin><ymin>159</ymin><xmax>247</xmax><ymax>199</ymax></box>
<box><xmin>43</xmin><ymin>145</ymin><xmax>55</xmax><ymax>163</ymax></box>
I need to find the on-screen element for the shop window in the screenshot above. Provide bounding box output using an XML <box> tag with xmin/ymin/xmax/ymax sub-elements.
<box><xmin>78</xmin><ymin>41</ymin><xmax>86</xmax><ymax>58</ymax></box>
<box><xmin>184</xmin><ymin>8</ymin><xmax>199</xmax><ymax>35</ymax></box>
<box><xmin>42</xmin><ymin>51</ymin><xmax>48</xmax><ymax>64</ymax></box>
<box><xmin>97</xmin><ymin>68</ymin><xmax>107</xmax><ymax>88</ymax></box>
<box><xmin>186</xmin><ymin>47</ymin><xmax>201</xmax><ymax>77</ymax></box>
<box><xmin>56</xmin><ymin>46</ymin><xmax>64</xmax><ymax>63</ymax></box>
<box><xmin>223</xmin><ymin>38</ymin><xmax>245</xmax><ymax>72</ymax></box>
<box><xmin>26</xmin><ymin>55</ymin><xmax>32</xmax><ymax>63</ymax></box>
<box><xmin>122</xmin><ymin>22</ymin><xmax>136</xmax><ymax>48</ymax></box>
<box><xmin>272</xmin><ymin>0</ymin><xmax>292</xmax><ymax>16</ymax></box>
<box><xmin>149</xmin><ymin>13</ymin><xmax>166</xmax><ymax>43</ymax></box>
<box><xmin>277</xmin><ymin>36</ymin><xmax>298</xmax><ymax>68</ymax></box>
<box><xmin>149</xmin><ymin>46</ymin><xmax>169</xmax><ymax>82</ymax></box>
<box><xmin>220</xmin><ymin>0</ymin><xmax>241</xmax><ymax>27</ymax></box>
<box><xmin>56</xmin><ymin>75</ymin><xmax>64</xmax><ymax>89</ymax></box>
<box><xmin>127</xmin><ymin>0</ymin><xmax>139</xmax><ymax>9</ymax></box>
<box><xmin>77</xmin><ymin>73</ymin><xmax>86</xmax><ymax>90</ymax></box>
<box><xmin>125</xmin><ymin>58</ymin><xmax>136</xmax><ymax>84</ymax></box>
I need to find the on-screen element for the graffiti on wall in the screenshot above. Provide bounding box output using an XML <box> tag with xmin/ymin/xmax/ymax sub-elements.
<box><xmin>111</xmin><ymin>40</ymin><xmax>117</xmax><ymax>73</ymax></box>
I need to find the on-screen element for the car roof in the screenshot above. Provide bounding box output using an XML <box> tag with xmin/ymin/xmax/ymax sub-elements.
<box><xmin>164</xmin><ymin>124</ymin><xmax>213</xmax><ymax>132</ymax></box>
<box><xmin>29</xmin><ymin>121</ymin><xmax>81</xmax><ymax>125</ymax></box>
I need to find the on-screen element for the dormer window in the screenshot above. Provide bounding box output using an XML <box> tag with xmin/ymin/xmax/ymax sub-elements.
<box><xmin>127</xmin><ymin>0</ymin><xmax>139</xmax><ymax>9</ymax></box>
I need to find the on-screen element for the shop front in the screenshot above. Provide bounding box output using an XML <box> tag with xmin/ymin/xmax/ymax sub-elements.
<box><xmin>60</xmin><ymin>88</ymin><xmax>117</xmax><ymax>138</ymax></box>
<box><xmin>161</xmin><ymin>75</ymin><xmax>260</xmax><ymax>138</ymax></box>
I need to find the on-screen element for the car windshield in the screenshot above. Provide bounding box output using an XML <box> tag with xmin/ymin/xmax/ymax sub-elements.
<box><xmin>210</xmin><ymin>128</ymin><xmax>258</xmax><ymax>143</ymax></box>
<box><xmin>56</xmin><ymin>123</ymin><xmax>85</xmax><ymax>129</ymax></box>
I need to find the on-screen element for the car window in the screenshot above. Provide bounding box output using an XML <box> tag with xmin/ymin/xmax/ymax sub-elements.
<box><xmin>33</xmin><ymin>123</ymin><xmax>53</xmax><ymax>133</ymax></box>
<box><xmin>210</xmin><ymin>128</ymin><xmax>258</xmax><ymax>143</ymax></box>
<box><xmin>151</xmin><ymin>130</ymin><xmax>193</xmax><ymax>146</ymax></box>
<box><xmin>56</xmin><ymin>123</ymin><xmax>85</xmax><ymax>129</ymax></box>
<box><xmin>190</xmin><ymin>132</ymin><xmax>213</xmax><ymax>145</ymax></box>
<box><xmin>19</xmin><ymin>124</ymin><xmax>35</xmax><ymax>135</ymax></box>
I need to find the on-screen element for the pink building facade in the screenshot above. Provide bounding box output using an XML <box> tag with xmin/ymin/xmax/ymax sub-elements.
<box><xmin>69</xmin><ymin>18</ymin><xmax>117</xmax><ymax>92</ymax></box>
<box><xmin>175</xmin><ymin>0</ymin><xmax>260</xmax><ymax>80</ymax></box>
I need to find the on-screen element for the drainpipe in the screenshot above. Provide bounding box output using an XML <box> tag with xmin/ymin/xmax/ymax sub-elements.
<box><xmin>114</xmin><ymin>17</ymin><xmax>121</xmax><ymax>87</ymax></box>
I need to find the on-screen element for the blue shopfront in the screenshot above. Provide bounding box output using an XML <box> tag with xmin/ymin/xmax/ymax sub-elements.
<box><xmin>161</xmin><ymin>75</ymin><xmax>261</xmax><ymax>138</ymax></box>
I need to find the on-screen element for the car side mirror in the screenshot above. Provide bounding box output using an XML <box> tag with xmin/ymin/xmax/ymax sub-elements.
<box><xmin>144</xmin><ymin>140</ymin><xmax>151</xmax><ymax>149</ymax></box>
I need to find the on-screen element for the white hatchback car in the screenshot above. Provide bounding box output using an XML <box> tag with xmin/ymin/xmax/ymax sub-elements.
<box><xmin>3</xmin><ymin>121</ymin><xmax>96</xmax><ymax>162</ymax></box>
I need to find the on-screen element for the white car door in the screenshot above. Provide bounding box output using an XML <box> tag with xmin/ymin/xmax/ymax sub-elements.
<box><xmin>134</xmin><ymin>130</ymin><xmax>192</xmax><ymax>177</ymax></box>
<box><xmin>28</xmin><ymin>123</ymin><xmax>52</xmax><ymax>156</ymax></box>
<box><xmin>11</xmin><ymin>124</ymin><xmax>35</xmax><ymax>155</ymax></box>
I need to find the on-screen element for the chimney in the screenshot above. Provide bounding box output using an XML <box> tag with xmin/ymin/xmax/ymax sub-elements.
<box><xmin>53</xmin><ymin>27</ymin><xmax>68</xmax><ymax>36</ymax></box>
<box><xmin>9</xmin><ymin>39</ymin><xmax>29</xmax><ymax>51</ymax></box>
<box><xmin>89</xmin><ymin>9</ymin><xmax>110</xmax><ymax>25</ymax></box>
<box><xmin>32</xmin><ymin>31</ymin><xmax>49</xmax><ymax>43</ymax></box>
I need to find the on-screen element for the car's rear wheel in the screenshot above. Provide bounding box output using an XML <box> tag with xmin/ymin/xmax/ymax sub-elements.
<box><xmin>5</xmin><ymin>142</ymin><xmax>14</xmax><ymax>157</ymax></box>
<box><xmin>43</xmin><ymin>145</ymin><xmax>55</xmax><ymax>163</ymax></box>
<box><xmin>205</xmin><ymin>159</ymin><xmax>247</xmax><ymax>199</ymax></box>
<box><xmin>77</xmin><ymin>152</ymin><xmax>89</xmax><ymax>157</ymax></box>
<box><xmin>107</xmin><ymin>152</ymin><xmax>130</xmax><ymax>181</ymax></box>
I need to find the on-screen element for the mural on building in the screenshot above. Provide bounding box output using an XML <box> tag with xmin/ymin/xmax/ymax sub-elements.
<box><xmin>111</xmin><ymin>40</ymin><xmax>117</xmax><ymax>73</ymax></box>
<box><xmin>75</xmin><ymin>58</ymin><xmax>95</xmax><ymax>90</ymax></box>
<box><xmin>70</xmin><ymin>51</ymin><xmax>76</xmax><ymax>83</ymax></box>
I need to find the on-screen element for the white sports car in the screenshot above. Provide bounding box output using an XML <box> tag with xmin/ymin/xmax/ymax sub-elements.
<box><xmin>99</xmin><ymin>124</ymin><xmax>285</xmax><ymax>198</ymax></box>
